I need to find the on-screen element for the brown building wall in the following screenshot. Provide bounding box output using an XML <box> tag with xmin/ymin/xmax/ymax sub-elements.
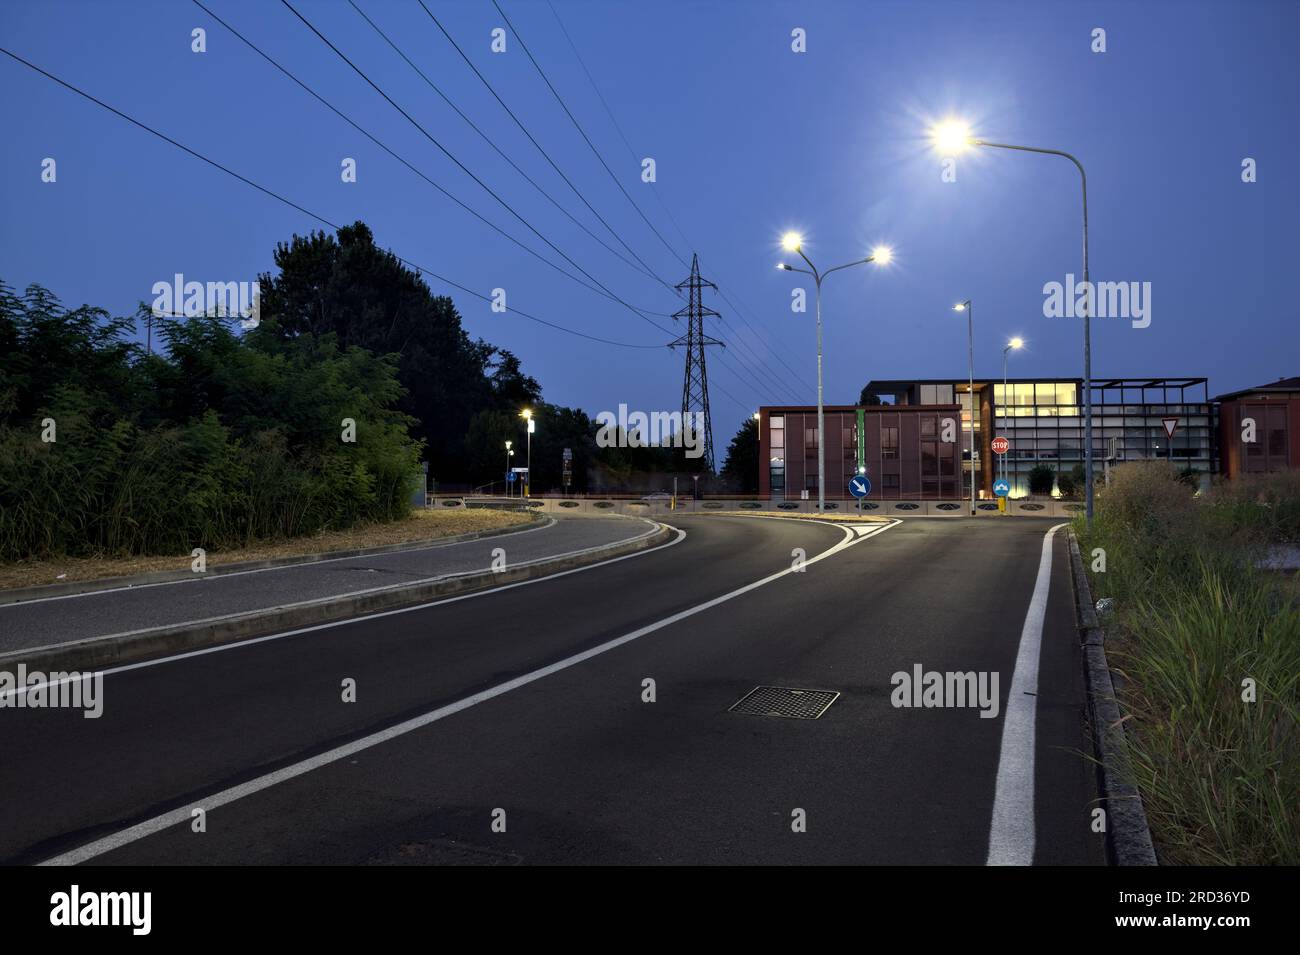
<box><xmin>758</xmin><ymin>405</ymin><xmax>962</xmax><ymax>500</ymax></box>
<box><xmin>1218</xmin><ymin>395</ymin><xmax>1300</xmax><ymax>478</ymax></box>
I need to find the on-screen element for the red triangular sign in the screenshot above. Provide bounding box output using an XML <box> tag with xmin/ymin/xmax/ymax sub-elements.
<box><xmin>1162</xmin><ymin>417</ymin><xmax>1178</xmax><ymax>439</ymax></box>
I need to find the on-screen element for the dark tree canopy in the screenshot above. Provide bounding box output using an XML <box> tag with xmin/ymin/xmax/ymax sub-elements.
<box><xmin>258</xmin><ymin>223</ymin><xmax>512</xmax><ymax>479</ymax></box>
<box><xmin>721</xmin><ymin>417</ymin><xmax>760</xmax><ymax>492</ymax></box>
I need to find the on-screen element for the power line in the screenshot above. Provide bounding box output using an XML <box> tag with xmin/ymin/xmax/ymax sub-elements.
<box><xmin>491</xmin><ymin>0</ymin><xmax>688</xmax><ymax>271</ymax></box>
<box><xmin>280</xmin><ymin>0</ymin><xmax>676</xmax><ymax>339</ymax></box>
<box><xmin>415</xmin><ymin>0</ymin><xmax>680</xmax><ymax>297</ymax></box>
<box><xmin>538</xmin><ymin>0</ymin><xmax>814</xmax><ymax>401</ymax></box>
<box><xmin>0</xmin><ymin>46</ymin><xmax>661</xmax><ymax>352</ymax></box>
<box><xmin>345</xmin><ymin>0</ymin><xmax>667</xmax><ymax>294</ymax></box>
<box><xmin>189</xmin><ymin>0</ymin><xmax>674</xmax><ymax>323</ymax></box>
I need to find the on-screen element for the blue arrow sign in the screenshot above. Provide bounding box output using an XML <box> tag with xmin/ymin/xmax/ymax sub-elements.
<box><xmin>993</xmin><ymin>478</ymin><xmax>1010</xmax><ymax>498</ymax></box>
<box><xmin>848</xmin><ymin>474</ymin><xmax>871</xmax><ymax>498</ymax></box>
<box><xmin>507</xmin><ymin>470</ymin><xmax>517</xmax><ymax>483</ymax></box>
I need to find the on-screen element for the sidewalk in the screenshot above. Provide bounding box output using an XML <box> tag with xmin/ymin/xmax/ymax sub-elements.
<box><xmin>0</xmin><ymin>516</ymin><xmax>663</xmax><ymax>666</ymax></box>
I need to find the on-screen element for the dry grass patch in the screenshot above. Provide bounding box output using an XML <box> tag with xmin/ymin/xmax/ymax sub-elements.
<box><xmin>0</xmin><ymin>508</ymin><xmax>533</xmax><ymax>591</ymax></box>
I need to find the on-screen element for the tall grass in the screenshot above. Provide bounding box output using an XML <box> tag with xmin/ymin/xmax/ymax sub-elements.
<box><xmin>1078</xmin><ymin>461</ymin><xmax>1300</xmax><ymax>864</ymax></box>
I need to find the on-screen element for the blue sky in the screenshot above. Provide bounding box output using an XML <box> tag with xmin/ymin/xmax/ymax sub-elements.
<box><xmin>3</xmin><ymin>0</ymin><xmax>1297</xmax><ymax>441</ymax></box>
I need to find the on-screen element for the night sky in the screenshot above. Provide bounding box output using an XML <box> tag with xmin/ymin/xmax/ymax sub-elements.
<box><xmin>3</xmin><ymin>0</ymin><xmax>1297</xmax><ymax>442</ymax></box>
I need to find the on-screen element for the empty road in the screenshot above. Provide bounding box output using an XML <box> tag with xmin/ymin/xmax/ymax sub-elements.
<box><xmin>1</xmin><ymin>515</ymin><xmax>1103</xmax><ymax>866</ymax></box>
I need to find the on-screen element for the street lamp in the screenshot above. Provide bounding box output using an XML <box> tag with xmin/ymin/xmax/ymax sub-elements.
<box><xmin>953</xmin><ymin>301</ymin><xmax>976</xmax><ymax>516</ymax></box>
<box><xmin>505</xmin><ymin>440</ymin><xmax>514</xmax><ymax>498</ymax></box>
<box><xmin>929</xmin><ymin>119</ymin><xmax>1095</xmax><ymax>522</ymax></box>
<box><xmin>1001</xmin><ymin>337</ymin><xmax>1024</xmax><ymax>487</ymax></box>
<box><xmin>520</xmin><ymin>409</ymin><xmax>534</xmax><ymax>498</ymax></box>
<box><xmin>777</xmin><ymin>233</ymin><xmax>892</xmax><ymax>513</ymax></box>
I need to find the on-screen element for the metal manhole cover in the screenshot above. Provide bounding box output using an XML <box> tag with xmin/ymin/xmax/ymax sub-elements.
<box><xmin>729</xmin><ymin>685</ymin><xmax>839</xmax><ymax>719</ymax></box>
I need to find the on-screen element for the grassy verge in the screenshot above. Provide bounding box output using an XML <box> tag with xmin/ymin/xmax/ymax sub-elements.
<box><xmin>1076</xmin><ymin>462</ymin><xmax>1299</xmax><ymax>864</ymax></box>
<box><xmin>0</xmin><ymin>507</ymin><xmax>533</xmax><ymax>591</ymax></box>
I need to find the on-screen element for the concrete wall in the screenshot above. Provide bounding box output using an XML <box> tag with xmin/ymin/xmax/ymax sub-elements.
<box><xmin>430</xmin><ymin>496</ymin><xmax>1085</xmax><ymax>519</ymax></box>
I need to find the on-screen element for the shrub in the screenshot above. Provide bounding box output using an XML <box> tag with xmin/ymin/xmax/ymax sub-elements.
<box><xmin>1027</xmin><ymin>463</ymin><xmax>1055</xmax><ymax>495</ymax></box>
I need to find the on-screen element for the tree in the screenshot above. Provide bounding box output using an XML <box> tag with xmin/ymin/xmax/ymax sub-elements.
<box><xmin>857</xmin><ymin>386</ymin><xmax>882</xmax><ymax>406</ymax></box>
<box><xmin>257</xmin><ymin>222</ymin><xmax>526</xmax><ymax>481</ymax></box>
<box><xmin>1028</xmin><ymin>464</ymin><xmax>1056</xmax><ymax>495</ymax></box>
<box><xmin>721</xmin><ymin>418</ymin><xmax>760</xmax><ymax>492</ymax></box>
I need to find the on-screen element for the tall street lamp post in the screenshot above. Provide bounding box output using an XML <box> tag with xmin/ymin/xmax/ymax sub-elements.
<box><xmin>953</xmin><ymin>301</ymin><xmax>976</xmax><ymax>516</ymax></box>
<box><xmin>505</xmin><ymin>440</ymin><xmax>514</xmax><ymax>497</ymax></box>
<box><xmin>778</xmin><ymin>233</ymin><xmax>892</xmax><ymax>513</ymax></box>
<box><xmin>1001</xmin><ymin>337</ymin><xmax>1024</xmax><ymax>486</ymax></box>
<box><xmin>520</xmin><ymin>409</ymin><xmax>534</xmax><ymax>498</ymax></box>
<box><xmin>931</xmin><ymin>120</ymin><xmax>1094</xmax><ymax>522</ymax></box>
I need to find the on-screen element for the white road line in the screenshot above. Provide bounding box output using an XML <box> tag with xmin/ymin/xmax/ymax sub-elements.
<box><xmin>0</xmin><ymin>516</ymin><xmax>563</xmax><ymax>607</ymax></box>
<box><xmin>985</xmin><ymin>522</ymin><xmax>1066</xmax><ymax>866</ymax></box>
<box><xmin>2</xmin><ymin>519</ymin><xmax>669</xmax><ymax>701</ymax></box>
<box><xmin>37</xmin><ymin>518</ymin><xmax>898</xmax><ymax>866</ymax></box>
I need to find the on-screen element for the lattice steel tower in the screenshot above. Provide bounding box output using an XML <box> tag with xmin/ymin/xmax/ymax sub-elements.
<box><xmin>669</xmin><ymin>254</ymin><xmax>723</xmax><ymax>472</ymax></box>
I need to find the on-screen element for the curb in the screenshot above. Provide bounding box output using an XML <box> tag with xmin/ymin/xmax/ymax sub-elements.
<box><xmin>1066</xmin><ymin>528</ymin><xmax>1158</xmax><ymax>866</ymax></box>
<box><xmin>0</xmin><ymin>513</ymin><xmax>551</xmax><ymax>606</ymax></box>
<box><xmin>0</xmin><ymin>520</ymin><xmax>673</xmax><ymax>674</ymax></box>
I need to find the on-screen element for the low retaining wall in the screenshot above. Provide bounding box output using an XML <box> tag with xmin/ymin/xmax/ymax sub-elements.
<box><xmin>433</xmin><ymin>496</ymin><xmax>1085</xmax><ymax>518</ymax></box>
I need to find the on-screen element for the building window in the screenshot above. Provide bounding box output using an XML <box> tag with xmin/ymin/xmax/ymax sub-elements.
<box><xmin>1268</xmin><ymin>425</ymin><xmax>1287</xmax><ymax>458</ymax></box>
<box><xmin>921</xmin><ymin>441</ymin><xmax>938</xmax><ymax>475</ymax></box>
<box><xmin>882</xmin><ymin>473</ymin><xmax>899</xmax><ymax>489</ymax></box>
<box><xmin>882</xmin><ymin>426</ymin><xmax>898</xmax><ymax>458</ymax></box>
<box><xmin>921</xmin><ymin>417</ymin><xmax>936</xmax><ymax>437</ymax></box>
<box><xmin>805</xmin><ymin>473</ymin><xmax>819</xmax><ymax>491</ymax></box>
<box><xmin>804</xmin><ymin>428</ymin><xmax>818</xmax><ymax>449</ymax></box>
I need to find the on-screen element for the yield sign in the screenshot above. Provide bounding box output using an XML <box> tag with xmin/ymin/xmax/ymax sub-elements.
<box><xmin>1162</xmin><ymin>417</ymin><xmax>1178</xmax><ymax>439</ymax></box>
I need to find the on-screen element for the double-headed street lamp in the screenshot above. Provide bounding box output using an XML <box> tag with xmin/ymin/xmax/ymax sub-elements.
<box><xmin>930</xmin><ymin>119</ymin><xmax>1095</xmax><ymax>522</ymax></box>
<box><xmin>953</xmin><ymin>301</ymin><xmax>976</xmax><ymax>516</ymax></box>
<box><xmin>778</xmin><ymin>233</ymin><xmax>892</xmax><ymax>514</ymax></box>
<box><xmin>1001</xmin><ymin>337</ymin><xmax>1024</xmax><ymax>486</ymax></box>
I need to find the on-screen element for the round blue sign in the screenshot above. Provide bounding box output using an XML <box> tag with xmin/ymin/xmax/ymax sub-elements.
<box><xmin>993</xmin><ymin>478</ymin><xmax>1010</xmax><ymax>498</ymax></box>
<box><xmin>848</xmin><ymin>474</ymin><xmax>871</xmax><ymax>498</ymax></box>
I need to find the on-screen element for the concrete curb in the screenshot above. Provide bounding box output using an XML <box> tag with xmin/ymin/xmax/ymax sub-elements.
<box><xmin>0</xmin><ymin>520</ymin><xmax>673</xmax><ymax>674</ymax></box>
<box><xmin>0</xmin><ymin>513</ymin><xmax>551</xmax><ymax>606</ymax></box>
<box><xmin>1066</xmin><ymin>529</ymin><xmax>1158</xmax><ymax>866</ymax></box>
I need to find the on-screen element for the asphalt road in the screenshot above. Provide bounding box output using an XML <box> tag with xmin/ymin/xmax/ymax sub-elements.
<box><xmin>1</xmin><ymin>515</ymin><xmax>1103</xmax><ymax>866</ymax></box>
<box><xmin>0</xmin><ymin>515</ymin><xmax>651</xmax><ymax>652</ymax></box>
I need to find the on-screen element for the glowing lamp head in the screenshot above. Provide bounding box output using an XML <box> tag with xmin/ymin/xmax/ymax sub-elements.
<box><xmin>781</xmin><ymin>231</ymin><xmax>802</xmax><ymax>252</ymax></box>
<box><xmin>931</xmin><ymin>119</ymin><xmax>973</xmax><ymax>154</ymax></box>
<box><xmin>1009</xmin><ymin>337</ymin><xmax>1024</xmax><ymax>350</ymax></box>
<box><xmin>870</xmin><ymin>245</ymin><xmax>893</xmax><ymax>265</ymax></box>
<box><xmin>953</xmin><ymin>302</ymin><xmax>967</xmax><ymax>312</ymax></box>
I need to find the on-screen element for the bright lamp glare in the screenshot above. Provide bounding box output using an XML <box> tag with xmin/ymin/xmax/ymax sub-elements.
<box><xmin>1009</xmin><ymin>337</ymin><xmax>1025</xmax><ymax>349</ymax></box>
<box><xmin>931</xmin><ymin>119</ymin><xmax>973</xmax><ymax>154</ymax></box>
<box><xmin>870</xmin><ymin>245</ymin><xmax>892</xmax><ymax>265</ymax></box>
<box><xmin>953</xmin><ymin>302</ymin><xmax>966</xmax><ymax>311</ymax></box>
<box><xmin>781</xmin><ymin>231</ymin><xmax>802</xmax><ymax>252</ymax></box>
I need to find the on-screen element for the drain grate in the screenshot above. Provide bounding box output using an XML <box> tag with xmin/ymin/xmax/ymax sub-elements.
<box><xmin>729</xmin><ymin>685</ymin><xmax>839</xmax><ymax>719</ymax></box>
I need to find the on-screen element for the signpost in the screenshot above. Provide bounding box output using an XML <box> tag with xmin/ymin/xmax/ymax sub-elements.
<box><xmin>991</xmin><ymin>435</ymin><xmax>1011</xmax><ymax>487</ymax></box>
<box><xmin>1162</xmin><ymin>417</ymin><xmax>1178</xmax><ymax>469</ymax></box>
<box><xmin>848</xmin><ymin>473</ymin><xmax>870</xmax><ymax>514</ymax></box>
<box><xmin>562</xmin><ymin>447</ymin><xmax>573</xmax><ymax>496</ymax></box>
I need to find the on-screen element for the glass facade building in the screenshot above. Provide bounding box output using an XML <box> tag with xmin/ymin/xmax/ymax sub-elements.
<box><xmin>862</xmin><ymin>377</ymin><xmax>1213</xmax><ymax>498</ymax></box>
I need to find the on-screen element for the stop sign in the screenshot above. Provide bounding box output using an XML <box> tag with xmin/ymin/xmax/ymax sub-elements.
<box><xmin>991</xmin><ymin>436</ymin><xmax>1010</xmax><ymax>454</ymax></box>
